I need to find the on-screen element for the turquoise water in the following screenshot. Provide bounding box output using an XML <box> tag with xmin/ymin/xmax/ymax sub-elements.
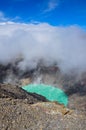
<box><xmin>22</xmin><ymin>84</ymin><xmax>68</xmax><ymax>106</ymax></box>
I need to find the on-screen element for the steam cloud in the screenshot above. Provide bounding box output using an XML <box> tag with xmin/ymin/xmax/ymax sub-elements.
<box><xmin>0</xmin><ymin>22</ymin><xmax>86</xmax><ymax>75</ymax></box>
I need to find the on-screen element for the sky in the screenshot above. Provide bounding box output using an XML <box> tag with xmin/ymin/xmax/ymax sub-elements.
<box><xmin>0</xmin><ymin>0</ymin><xmax>86</xmax><ymax>26</ymax></box>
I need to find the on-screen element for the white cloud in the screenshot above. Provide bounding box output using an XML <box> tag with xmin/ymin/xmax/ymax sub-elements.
<box><xmin>43</xmin><ymin>0</ymin><xmax>58</xmax><ymax>13</ymax></box>
<box><xmin>0</xmin><ymin>11</ymin><xmax>21</xmax><ymax>23</ymax></box>
<box><xmin>0</xmin><ymin>11</ymin><xmax>7</xmax><ymax>21</ymax></box>
<box><xmin>0</xmin><ymin>22</ymin><xmax>86</xmax><ymax>75</ymax></box>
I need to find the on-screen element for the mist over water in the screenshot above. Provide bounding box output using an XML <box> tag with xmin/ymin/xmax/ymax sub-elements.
<box><xmin>0</xmin><ymin>22</ymin><xmax>86</xmax><ymax>77</ymax></box>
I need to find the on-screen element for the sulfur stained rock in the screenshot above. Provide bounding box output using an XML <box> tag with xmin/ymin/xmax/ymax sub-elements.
<box><xmin>20</xmin><ymin>78</ymin><xmax>31</xmax><ymax>86</ymax></box>
<box><xmin>31</xmin><ymin>102</ymin><xmax>72</xmax><ymax>115</ymax></box>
